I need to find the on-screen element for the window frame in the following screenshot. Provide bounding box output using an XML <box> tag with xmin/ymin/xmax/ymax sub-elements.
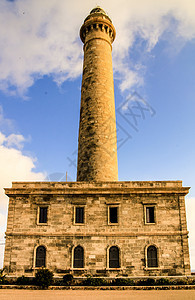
<box><xmin>145</xmin><ymin>245</ymin><xmax>159</xmax><ymax>269</ymax></box>
<box><xmin>108</xmin><ymin>205</ymin><xmax>119</xmax><ymax>225</ymax></box>
<box><xmin>72</xmin><ymin>245</ymin><xmax>85</xmax><ymax>269</ymax></box>
<box><xmin>37</xmin><ymin>206</ymin><xmax>48</xmax><ymax>225</ymax></box>
<box><xmin>74</xmin><ymin>206</ymin><xmax>85</xmax><ymax>225</ymax></box>
<box><xmin>33</xmin><ymin>245</ymin><xmax>47</xmax><ymax>269</ymax></box>
<box><xmin>144</xmin><ymin>205</ymin><xmax>156</xmax><ymax>225</ymax></box>
<box><xmin>107</xmin><ymin>245</ymin><xmax>121</xmax><ymax>269</ymax></box>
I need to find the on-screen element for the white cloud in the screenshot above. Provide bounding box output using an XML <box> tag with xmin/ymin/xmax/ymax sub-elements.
<box><xmin>0</xmin><ymin>140</ymin><xmax>45</xmax><ymax>212</ymax></box>
<box><xmin>4</xmin><ymin>133</ymin><xmax>26</xmax><ymax>149</ymax></box>
<box><xmin>0</xmin><ymin>107</ymin><xmax>28</xmax><ymax>149</ymax></box>
<box><xmin>0</xmin><ymin>131</ymin><xmax>27</xmax><ymax>150</ymax></box>
<box><xmin>0</xmin><ymin>132</ymin><xmax>6</xmax><ymax>145</ymax></box>
<box><xmin>0</xmin><ymin>0</ymin><xmax>195</xmax><ymax>96</ymax></box>
<box><xmin>107</xmin><ymin>0</ymin><xmax>195</xmax><ymax>90</ymax></box>
<box><xmin>0</xmin><ymin>0</ymin><xmax>85</xmax><ymax>96</ymax></box>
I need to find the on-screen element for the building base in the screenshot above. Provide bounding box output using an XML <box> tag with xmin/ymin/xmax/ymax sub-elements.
<box><xmin>4</xmin><ymin>181</ymin><xmax>191</xmax><ymax>277</ymax></box>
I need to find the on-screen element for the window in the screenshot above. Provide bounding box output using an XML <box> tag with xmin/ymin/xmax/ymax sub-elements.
<box><xmin>35</xmin><ymin>246</ymin><xmax>46</xmax><ymax>268</ymax></box>
<box><xmin>39</xmin><ymin>207</ymin><xmax>48</xmax><ymax>223</ymax></box>
<box><xmin>37</xmin><ymin>206</ymin><xmax>48</xmax><ymax>225</ymax></box>
<box><xmin>147</xmin><ymin>245</ymin><xmax>158</xmax><ymax>268</ymax></box>
<box><xmin>73</xmin><ymin>246</ymin><xmax>84</xmax><ymax>268</ymax></box>
<box><xmin>109</xmin><ymin>246</ymin><xmax>120</xmax><ymax>268</ymax></box>
<box><xmin>75</xmin><ymin>207</ymin><xmax>84</xmax><ymax>224</ymax></box>
<box><xmin>145</xmin><ymin>206</ymin><xmax>155</xmax><ymax>224</ymax></box>
<box><xmin>108</xmin><ymin>206</ymin><xmax>118</xmax><ymax>224</ymax></box>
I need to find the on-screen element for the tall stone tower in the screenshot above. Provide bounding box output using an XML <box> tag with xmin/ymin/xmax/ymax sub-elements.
<box><xmin>77</xmin><ymin>7</ymin><xmax>118</xmax><ymax>181</ymax></box>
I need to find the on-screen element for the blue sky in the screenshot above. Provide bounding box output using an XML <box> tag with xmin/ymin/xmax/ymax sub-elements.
<box><xmin>0</xmin><ymin>0</ymin><xmax>195</xmax><ymax>270</ymax></box>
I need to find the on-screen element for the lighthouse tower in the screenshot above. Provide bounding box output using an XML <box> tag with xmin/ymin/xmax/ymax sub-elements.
<box><xmin>77</xmin><ymin>7</ymin><xmax>118</xmax><ymax>181</ymax></box>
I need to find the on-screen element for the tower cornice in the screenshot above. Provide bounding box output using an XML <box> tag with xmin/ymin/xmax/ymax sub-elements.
<box><xmin>80</xmin><ymin>14</ymin><xmax>116</xmax><ymax>44</ymax></box>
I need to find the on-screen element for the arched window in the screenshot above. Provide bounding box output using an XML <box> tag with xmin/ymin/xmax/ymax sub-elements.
<box><xmin>35</xmin><ymin>246</ymin><xmax>46</xmax><ymax>268</ymax></box>
<box><xmin>73</xmin><ymin>246</ymin><xmax>84</xmax><ymax>268</ymax></box>
<box><xmin>147</xmin><ymin>245</ymin><xmax>158</xmax><ymax>267</ymax></box>
<box><xmin>109</xmin><ymin>246</ymin><xmax>120</xmax><ymax>268</ymax></box>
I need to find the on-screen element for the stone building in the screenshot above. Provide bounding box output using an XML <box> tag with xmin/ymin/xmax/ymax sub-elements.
<box><xmin>4</xmin><ymin>7</ymin><xmax>191</xmax><ymax>277</ymax></box>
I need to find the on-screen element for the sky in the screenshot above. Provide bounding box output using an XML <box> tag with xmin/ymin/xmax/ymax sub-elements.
<box><xmin>0</xmin><ymin>0</ymin><xmax>195</xmax><ymax>270</ymax></box>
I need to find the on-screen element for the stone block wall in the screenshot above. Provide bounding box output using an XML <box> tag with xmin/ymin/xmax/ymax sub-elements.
<box><xmin>4</xmin><ymin>181</ymin><xmax>191</xmax><ymax>277</ymax></box>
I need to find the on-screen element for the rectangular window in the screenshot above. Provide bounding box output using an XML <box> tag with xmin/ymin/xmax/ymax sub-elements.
<box><xmin>75</xmin><ymin>207</ymin><xmax>84</xmax><ymax>224</ymax></box>
<box><xmin>145</xmin><ymin>206</ymin><xmax>155</xmax><ymax>223</ymax></box>
<box><xmin>109</xmin><ymin>206</ymin><xmax>118</xmax><ymax>224</ymax></box>
<box><xmin>39</xmin><ymin>207</ymin><xmax>48</xmax><ymax>224</ymax></box>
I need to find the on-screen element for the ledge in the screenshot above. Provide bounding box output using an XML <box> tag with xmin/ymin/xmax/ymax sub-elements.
<box><xmin>0</xmin><ymin>285</ymin><xmax>195</xmax><ymax>290</ymax></box>
<box><xmin>5</xmin><ymin>230</ymin><xmax>189</xmax><ymax>237</ymax></box>
<box><xmin>9</xmin><ymin>180</ymin><xmax>185</xmax><ymax>188</ymax></box>
<box><xmin>4</xmin><ymin>181</ymin><xmax>190</xmax><ymax>196</ymax></box>
<box><xmin>144</xmin><ymin>267</ymin><xmax>162</xmax><ymax>270</ymax></box>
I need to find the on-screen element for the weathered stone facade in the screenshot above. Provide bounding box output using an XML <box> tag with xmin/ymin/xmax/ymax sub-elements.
<box><xmin>3</xmin><ymin>7</ymin><xmax>191</xmax><ymax>277</ymax></box>
<box><xmin>4</xmin><ymin>181</ymin><xmax>191</xmax><ymax>277</ymax></box>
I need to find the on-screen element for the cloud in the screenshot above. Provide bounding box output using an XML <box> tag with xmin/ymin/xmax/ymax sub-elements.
<box><xmin>0</xmin><ymin>0</ymin><xmax>195</xmax><ymax>96</ymax></box>
<box><xmin>0</xmin><ymin>106</ymin><xmax>29</xmax><ymax>149</ymax></box>
<box><xmin>0</xmin><ymin>139</ymin><xmax>45</xmax><ymax>211</ymax></box>
<box><xmin>107</xmin><ymin>0</ymin><xmax>195</xmax><ymax>90</ymax></box>
<box><xmin>0</xmin><ymin>0</ymin><xmax>85</xmax><ymax>96</ymax></box>
<box><xmin>0</xmin><ymin>132</ymin><xmax>25</xmax><ymax>149</ymax></box>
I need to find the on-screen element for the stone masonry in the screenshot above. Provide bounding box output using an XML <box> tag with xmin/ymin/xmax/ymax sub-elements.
<box><xmin>4</xmin><ymin>181</ymin><xmax>191</xmax><ymax>276</ymax></box>
<box><xmin>3</xmin><ymin>7</ymin><xmax>191</xmax><ymax>277</ymax></box>
<box><xmin>77</xmin><ymin>7</ymin><xmax>118</xmax><ymax>181</ymax></box>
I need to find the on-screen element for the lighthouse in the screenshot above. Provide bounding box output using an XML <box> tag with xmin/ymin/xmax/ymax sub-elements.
<box><xmin>77</xmin><ymin>7</ymin><xmax>118</xmax><ymax>181</ymax></box>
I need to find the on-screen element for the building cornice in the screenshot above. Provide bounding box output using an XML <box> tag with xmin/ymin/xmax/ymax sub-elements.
<box><xmin>4</xmin><ymin>181</ymin><xmax>190</xmax><ymax>196</ymax></box>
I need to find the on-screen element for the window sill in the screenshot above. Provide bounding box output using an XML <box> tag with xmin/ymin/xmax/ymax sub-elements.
<box><xmin>108</xmin><ymin>223</ymin><xmax>119</xmax><ymax>226</ymax></box>
<box><xmin>70</xmin><ymin>268</ymin><xmax>86</xmax><ymax>271</ymax></box>
<box><xmin>142</xmin><ymin>201</ymin><xmax>157</xmax><ymax>205</ymax></box>
<box><xmin>73</xmin><ymin>223</ymin><xmax>85</xmax><ymax>226</ymax></box>
<box><xmin>37</xmin><ymin>223</ymin><xmax>48</xmax><ymax>226</ymax></box>
<box><xmin>144</xmin><ymin>267</ymin><xmax>161</xmax><ymax>270</ymax></box>
<box><xmin>144</xmin><ymin>223</ymin><xmax>156</xmax><ymax>225</ymax></box>
<box><xmin>106</xmin><ymin>268</ymin><xmax>121</xmax><ymax>270</ymax></box>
